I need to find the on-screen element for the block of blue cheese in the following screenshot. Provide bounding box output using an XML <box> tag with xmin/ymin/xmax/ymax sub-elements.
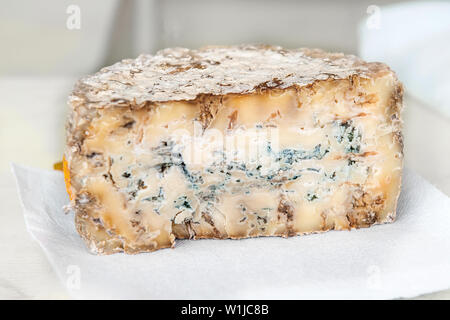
<box><xmin>65</xmin><ymin>45</ymin><xmax>404</xmax><ymax>254</ymax></box>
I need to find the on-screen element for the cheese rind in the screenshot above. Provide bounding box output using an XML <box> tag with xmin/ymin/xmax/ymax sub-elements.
<box><xmin>65</xmin><ymin>46</ymin><xmax>403</xmax><ymax>254</ymax></box>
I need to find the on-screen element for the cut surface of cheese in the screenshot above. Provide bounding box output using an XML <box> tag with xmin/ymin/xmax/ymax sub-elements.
<box><xmin>65</xmin><ymin>45</ymin><xmax>403</xmax><ymax>254</ymax></box>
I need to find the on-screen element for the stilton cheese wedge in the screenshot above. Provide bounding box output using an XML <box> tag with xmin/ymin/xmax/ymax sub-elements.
<box><xmin>65</xmin><ymin>45</ymin><xmax>403</xmax><ymax>254</ymax></box>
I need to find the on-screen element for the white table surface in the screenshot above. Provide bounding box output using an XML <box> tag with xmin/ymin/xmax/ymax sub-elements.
<box><xmin>0</xmin><ymin>76</ymin><xmax>449</xmax><ymax>300</ymax></box>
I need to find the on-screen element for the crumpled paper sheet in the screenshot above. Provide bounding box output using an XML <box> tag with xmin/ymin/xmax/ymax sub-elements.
<box><xmin>12</xmin><ymin>164</ymin><xmax>450</xmax><ymax>299</ymax></box>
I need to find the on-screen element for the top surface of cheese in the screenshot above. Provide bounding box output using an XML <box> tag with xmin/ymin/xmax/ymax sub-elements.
<box><xmin>71</xmin><ymin>45</ymin><xmax>391</xmax><ymax>108</ymax></box>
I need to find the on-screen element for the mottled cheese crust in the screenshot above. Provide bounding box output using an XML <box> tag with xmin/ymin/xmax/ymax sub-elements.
<box><xmin>65</xmin><ymin>45</ymin><xmax>403</xmax><ymax>254</ymax></box>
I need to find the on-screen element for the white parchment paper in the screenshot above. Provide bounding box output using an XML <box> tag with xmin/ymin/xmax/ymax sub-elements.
<box><xmin>12</xmin><ymin>164</ymin><xmax>450</xmax><ymax>299</ymax></box>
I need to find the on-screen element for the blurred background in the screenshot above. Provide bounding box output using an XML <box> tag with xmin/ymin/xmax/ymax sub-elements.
<box><xmin>0</xmin><ymin>0</ymin><xmax>406</xmax><ymax>75</ymax></box>
<box><xmin>0</xmin><ymin>0</ymin><xmax>449</xmax><ymax>299</ymax></box>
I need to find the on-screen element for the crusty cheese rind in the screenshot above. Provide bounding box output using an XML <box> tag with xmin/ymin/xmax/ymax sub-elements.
<box><xmin>65</xmin><ymin>45</ymin><xmax>403</xmax><ymax>255</ymax></box>
<box><xmin>69</xmin><ymin>45</ymin><xmax>392</xmax><ymax>108</ymax></box>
